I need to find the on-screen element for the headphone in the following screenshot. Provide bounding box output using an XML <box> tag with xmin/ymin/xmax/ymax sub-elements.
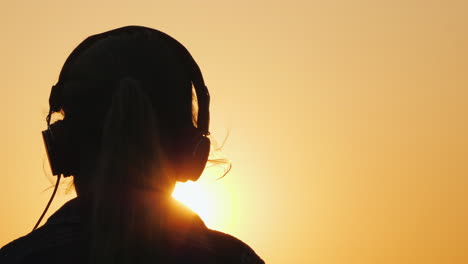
<box><xmin>34</xmin><ymin>26</ymin><xmax>211</xmax><ymax>230</ymax></box>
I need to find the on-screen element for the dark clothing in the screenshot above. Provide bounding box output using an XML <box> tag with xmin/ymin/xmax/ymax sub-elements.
<box><xmin>0</xmin><ymin>197</ymin><xmax>264</xmax><ymax>264</ymax></box>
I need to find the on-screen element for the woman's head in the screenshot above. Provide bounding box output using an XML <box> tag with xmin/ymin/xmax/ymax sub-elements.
<box><xmin>46</xmin><ymin>26</ymin><xmax>211</xmax><ymax>195</ymax></box>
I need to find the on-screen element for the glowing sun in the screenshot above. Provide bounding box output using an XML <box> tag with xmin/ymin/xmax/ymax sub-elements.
<box><xmin>171</xmin><ymin>177</ymin><xmax>236</xmax><ymax>232</ymax></box>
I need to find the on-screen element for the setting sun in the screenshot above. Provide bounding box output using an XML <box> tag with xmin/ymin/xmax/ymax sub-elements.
<box><xmin>171</xmin><ymin>168</ymin><xmax>236</xmax><ymax>232</ymax></box>
<box><xmin>172</xmin><ymin>181</ymin><xmax>214</xmax><ymax>223</ymax></box>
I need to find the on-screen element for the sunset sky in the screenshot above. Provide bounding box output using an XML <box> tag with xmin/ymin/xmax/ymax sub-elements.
<box><xmin>1</xmin><ymin>1</ymin><xmax>468</xmax><ymax>263</ymax></box>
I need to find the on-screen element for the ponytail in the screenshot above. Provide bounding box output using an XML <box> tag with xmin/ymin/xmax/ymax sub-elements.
<box><xmin>89</xmin><ymin>77</ymin><xmax>174</xmax><ymax>263</ymax></box>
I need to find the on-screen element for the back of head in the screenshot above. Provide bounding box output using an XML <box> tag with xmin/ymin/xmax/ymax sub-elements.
<box><xmin>46</xmin><ymin>26</ymin><xmax>211</xmax><ymax>263</ymax></box>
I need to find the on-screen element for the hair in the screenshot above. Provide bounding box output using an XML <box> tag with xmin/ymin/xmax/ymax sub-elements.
<box><xmin>49</xmin><ymin>27</ymin><xmax>226</xmax><ymax>263</ymax></box>
<box><xmin>89</xmin><ymin>77</ymin><xmax>179</xmax><ymax>263</ymax></box>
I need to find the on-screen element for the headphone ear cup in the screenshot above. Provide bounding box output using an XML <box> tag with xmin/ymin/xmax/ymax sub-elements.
<box><xmin>42</xmin><ymin>120</ymin><xmax>78</xmax><ymax>177</ymax></box>
<box><xmin>176</xmin><ymin>135</ymin><xmax>210</xmax><ymax>182</ymax></box>
<box><xmin>42</xmin><ymin>126</ymin><xmax>59</xmax><ymax>176</ymax></box>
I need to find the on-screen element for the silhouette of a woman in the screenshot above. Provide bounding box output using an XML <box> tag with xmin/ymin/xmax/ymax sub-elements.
<box><xmin>0</xmin><ymin>26</ymin><xmax>264</xmax><ymax>264</ymax></box>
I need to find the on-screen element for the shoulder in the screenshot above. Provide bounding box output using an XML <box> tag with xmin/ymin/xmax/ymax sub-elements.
<box><xmin>0</xmin><ymin>199</ymin><xmax>86</xmax><ymax>263</ymax></box>
<box><xmin>169</xmin><ymin>199</ymin><xmax>264</xmax><ymax>263</ymax></box>
<box><xmin>184</xmin><ymin>220</ymin><xmax>265</xmax><ymax>264</ymax></box>
<box><xmin>0</xmin><ymin>223</ymin><xmax>82</xmax><ymax>263</ymax></box>
<box><xmin>206</xmin><ymin>229</ymin><xmax>265</xmax><ymax>264</ymax></box>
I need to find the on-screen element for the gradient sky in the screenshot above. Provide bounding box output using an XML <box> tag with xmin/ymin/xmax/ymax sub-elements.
<box><xmin>1</xmin><ymin>1</ymin><xmax>468</xmax><ymax>263</ymax></box>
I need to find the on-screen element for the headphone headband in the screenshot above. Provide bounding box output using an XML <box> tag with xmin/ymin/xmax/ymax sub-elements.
<box><xmin>49</xmin><ymin>25</ymin><xmax>210</xmax><ymax>135</ymax></box>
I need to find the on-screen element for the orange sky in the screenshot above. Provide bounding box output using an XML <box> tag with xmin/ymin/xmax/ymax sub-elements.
<box><xmin>1</xmin><ymin>1</ymin><xmax>468</xmax><ymax>263</ymax></box>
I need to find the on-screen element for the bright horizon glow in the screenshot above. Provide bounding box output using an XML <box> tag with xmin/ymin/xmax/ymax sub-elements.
<box><xmin>171</xmin><ymin>168</ymin><xmax>236</xmax><ymax>232</ymax></box>
<box><xmin>172</xmin><ymin>181</ymin><xmax>214</xmax><ymax>223</ymax></box>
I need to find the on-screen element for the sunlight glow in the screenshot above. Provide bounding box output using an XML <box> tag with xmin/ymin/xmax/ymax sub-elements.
<box><xmin>171</xmin><ymin>169</ymin><xmax>236</xmax><ymax>232</ymax></box>
<box><xmin>172</xmin><ymin>181</ymin><xmax>214</xmax><ymax>223</ymax></box>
